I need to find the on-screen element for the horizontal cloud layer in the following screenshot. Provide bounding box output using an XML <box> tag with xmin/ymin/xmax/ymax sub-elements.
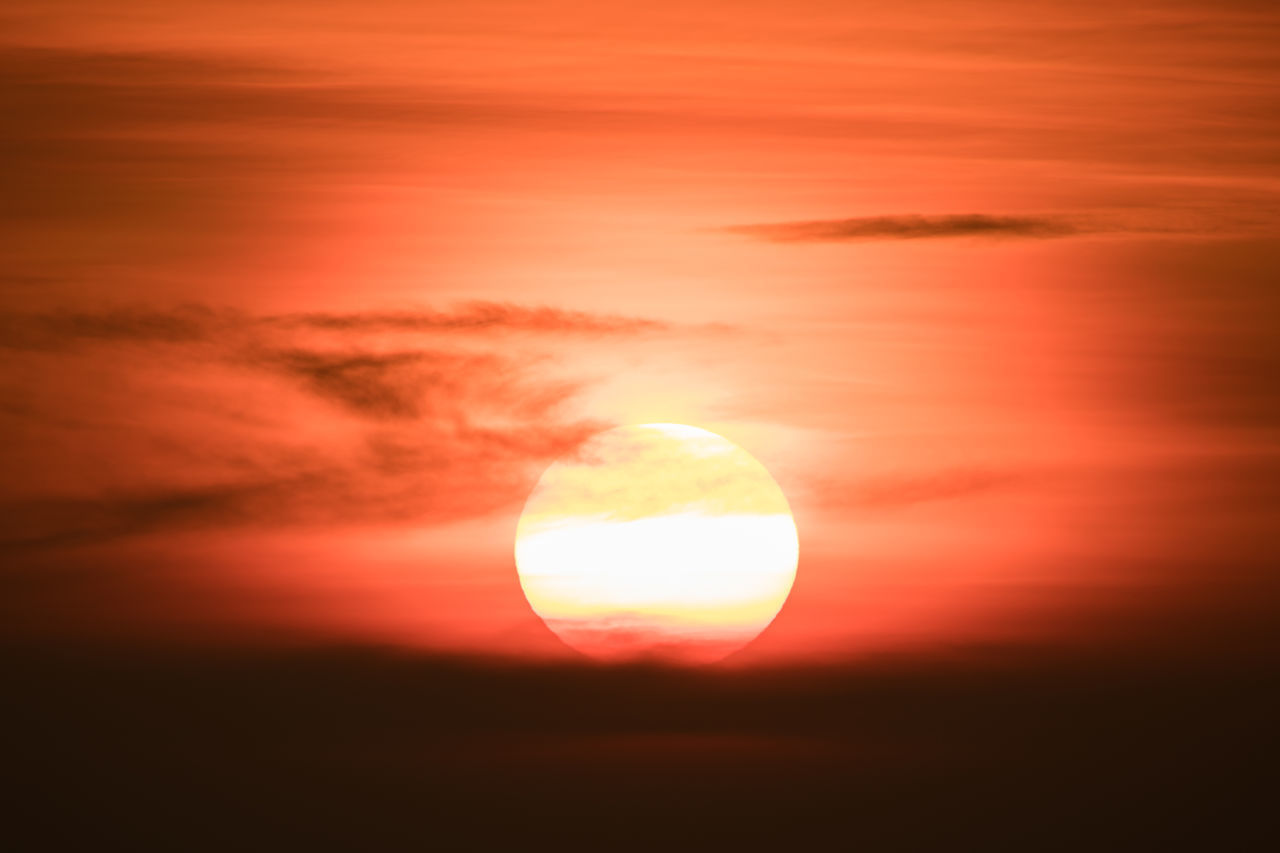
<box><xmin>724</xmin><ymin>214</ymin><xmax>1081</xmax><ymax>243</ymax></box>
<box><xmin>0</xmin><ymin>303</ymin><xmax>678</xmax><ymax>551</ymax></box>
<box><xmin>0</xmin><ymin>302</ymin><xmax>670</xmax><ymax>351</ymax></box>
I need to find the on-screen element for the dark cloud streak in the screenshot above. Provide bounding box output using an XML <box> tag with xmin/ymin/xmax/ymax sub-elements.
<box><xmin>0</xmin><ymin>302</ymin><xmax>671</xmax><ymax>351</ymax></box>
<box><xmin>0</xmin><ymin>483</ymin><xmax>277</xmax><ymax>553</ymax></box>
<box><xmin>724</xmin><ymin>213</ymin><xmax>1082</xmax><ymax>243</ymax></box>
<box><xmin>0</xmin><ymin>301</ymin><xmax>657</xmax><ymax>550</ymax></box>
<box><xmin>274</xmin><ymin>303</ymin><xmax>669</xmax><ymax>335</ymax></box>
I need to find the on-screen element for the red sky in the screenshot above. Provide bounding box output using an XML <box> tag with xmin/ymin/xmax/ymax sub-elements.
<box><xmin>2</xmin><ymin>0</ymin><xmax>1277</xmax><ymax>665</ymax></box>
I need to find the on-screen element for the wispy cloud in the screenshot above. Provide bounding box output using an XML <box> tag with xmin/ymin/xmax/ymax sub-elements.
<box><xmin>270</xmin><ymin>303</ymin><xmax>669</xmax><ymax>335</ymax></box>
<box><xmin>246</xmin><ymin>347</ymin><xmax>580</xmax><ymax>424</ymax></box>
<box><xmin>723</xmin><ymin>214</ymin><xmax>1081</xmax><ymax>243</ymax></box>
<box><xmin>251</xmin><ymin>349</ymin><xmax>469</xmax><ymax>420</ymax></box>
<box><xmin>0</xmin><ymin>303</ymin><xmax>670</xmax><ymax>351</ymax></box>
<box><xmin>0</xmin><ymin>305</ymin><xmax>239</xmax><ymax>350</ymax></box>
<box><xmin>0</xmin><ymin>483</ymin><xmax>278</xmax><ymax>552</ymax></box>
<box><xmin>0</xmin><ymin>301</ymin><xmax>664</xmax><ymax>550</ymax></box>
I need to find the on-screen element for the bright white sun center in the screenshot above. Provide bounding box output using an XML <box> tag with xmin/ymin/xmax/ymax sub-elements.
<box><xmin>515</xmin><ymin>423</ymin><xmax>798</xmax><ymax>662</ymax></box>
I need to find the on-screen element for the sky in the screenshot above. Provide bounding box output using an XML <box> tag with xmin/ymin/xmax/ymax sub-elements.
<box><xmin>2</xmin><ymin>1</ymin><xmax>1278</xmax><ymax>844</ymax></box>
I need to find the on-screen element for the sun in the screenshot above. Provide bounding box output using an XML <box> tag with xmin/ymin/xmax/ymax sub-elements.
<box><xmin>515</xmin><ymin>423</ymin><xmax>799</xmax><ymax>663</ymax></box>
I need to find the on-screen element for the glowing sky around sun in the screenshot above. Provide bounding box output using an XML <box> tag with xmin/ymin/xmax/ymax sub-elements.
<box><xmin>515</xmin><ymin>424</ymin><xmax>798</xmax><ymax>661</ymax></box>
<box><xmin>1</xmin><ymin>0</ymin><xmax>1276</xmax><ymax>667</ymax></box>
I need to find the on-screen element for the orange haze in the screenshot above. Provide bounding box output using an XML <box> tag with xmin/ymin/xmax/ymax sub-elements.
<box><xmin>1</xmin><ymin>0</ymin><xmax>1277</xmax><ymax>666</ymax></box>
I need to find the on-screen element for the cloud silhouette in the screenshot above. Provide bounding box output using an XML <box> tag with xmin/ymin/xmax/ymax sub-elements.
<box><xmin>0</xmin><ymin>305</ymin><xmax>240</xmax><ymax>350</ymax></box>
<box><xmin>274</xmin><ymin>303</ymin><xmax>669</xmax><ymax>335</ymax></box>
<box><xmin>0</xmin><ymin>482</ymin><xmax>277</xmax><ymax>552</ymax></box>
<box><xmin>724</xmin><ymin>214</ymin><xmax>1081</xmax><ymax>243</ymax></box>
<box><xmin>251</xmin><ymin>349</ymin><xmax>454</xmax><ymax>420</ymax></box>
<box><xmin>0</xmin><ymin>303</ymin><xmax>671</xmax><ymax>352</ymax></box>
<box><xmin>246</xmin><ymin>347</ymin><xmax>565</xmax><ymax>423</ymax></box>
<box><xmin>0</xmin><ymin>301</ymin><xmax>653</xmax><ymax>550</ymax></box>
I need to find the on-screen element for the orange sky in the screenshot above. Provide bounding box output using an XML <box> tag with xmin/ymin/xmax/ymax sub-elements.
<box><xmin>1</xmin><ymin>0</ymin><xmax>1277</xmax><ymax>664</ymax></box>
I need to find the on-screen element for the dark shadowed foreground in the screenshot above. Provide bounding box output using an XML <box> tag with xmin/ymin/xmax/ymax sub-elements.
<box><xmin>4</xmin><ymin>642</ymin><xmax>1273</xmax><ymax>850</ymax></box>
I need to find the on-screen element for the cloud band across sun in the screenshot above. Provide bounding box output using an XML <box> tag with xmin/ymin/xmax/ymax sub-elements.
<box><xmin>515</xmin><ymin>424</ymin><xmax>799</xmax><ymax>663</ymax></box>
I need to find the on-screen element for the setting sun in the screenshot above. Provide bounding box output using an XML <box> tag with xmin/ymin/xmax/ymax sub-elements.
<box><xmin>515</xmin><ymin>424</ymin><xmax>799</xmax><ymax>662</ymax></box>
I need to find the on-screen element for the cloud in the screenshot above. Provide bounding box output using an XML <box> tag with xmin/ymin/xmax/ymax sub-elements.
<box><xmin>0</xmin><ymin>303</ymin><xmax>670</xmax><ymax>351</ymax></box>
<box><xmin>0</xmin><ymin>43</ymin><xmax>592</xmax><ymax>284</ymax></box>
<box><xmin>0</xmin><ymin>417</ymin><xmax>605</xmax><ymax>554</ymax></box>
<box><xmin>0</xmin><ymin>305</ymin><xmax>240</xmax><ymax>350</ymax></box>
<box><xmin>0</xmin><ymin>302</ymin><xmax>661</xmax><ymax>550</ymax></box>
<box><xmin>723</xmin><ymin>214</ymin><xmax>1082</xmax><ymax>243</ymax></box>
<box><xmin>0</xmin><ymin>46</ymin><xmax>314</xmax><ymax>231</ymax></box>
<box><xmin>0</xmin><ymin>483</ymin><xmax>276</xmax><ymax>552</ymax></box>
<box><xmin>251</xmin><ymin>349</ymin><xmax>462</xmax><ymax>420</ymax></box>
<box><xmin>247</xmin><ymin>347</ymin><xmax>574</xmax><ymax>423</ymax></box>
<box><xmin>273</xmin><ymin>303</ymin><xmax>669</xmax><ymax>335</ymax></box>
<box><xmin>0</xmin><ymin>399</ymin><xmax>609</xmax><ymax>554</ymax></box>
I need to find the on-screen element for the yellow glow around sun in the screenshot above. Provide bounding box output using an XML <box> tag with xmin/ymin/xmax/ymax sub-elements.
<box><xmin>515</xmin><ymin>423</ymin><xmax>798</xmax><ymax>662</ymax></box>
